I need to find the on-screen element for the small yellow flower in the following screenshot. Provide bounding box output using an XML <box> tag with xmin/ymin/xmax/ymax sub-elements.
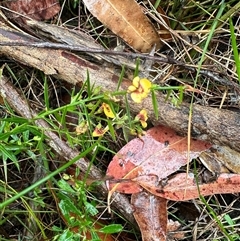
<box><xmin>75</xmin><ymin>121</ymin><xmax>88</xmax><ymax>135</ymax></box>
<box><xmin>102</xmin><ymin>103</ymin><xmax>115</xmax><ymax>118</ymax></box>
<box><xmin>128</xmin><ymin>76</ymin><xmax>152</xmax><ymax>103</ymax></box>
<box><xmin>92</xmin><ymin>124</ymin><xmax>109</xmax><ymax>137</ymax></box>
<box><xmin>135</xmin><ymin>109</ymin><xmax>148</xmax><ymax>128</ymax></box>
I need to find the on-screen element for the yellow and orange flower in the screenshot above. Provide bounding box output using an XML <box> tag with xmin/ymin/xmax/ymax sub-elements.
<box><xmin>102</xmin><ymin>103</ymin><xmax>115</xmax><ymax>118</ymax></box>
<box><xmin>135</xmin><ymin>109</ymin><xmax>148</xmax><ymax>128</ymax></box>
<box><xmin>92</xmin><ymin>124</ymin><xmax>109</xmax><ymax>137</ymax></box>
<box><xmin>128</xmin><ymin>76</ymin><xmax>152</xmax><ymax>103</ymax></box>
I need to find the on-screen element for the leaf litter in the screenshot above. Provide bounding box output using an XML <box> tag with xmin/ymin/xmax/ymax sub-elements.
<box><xmin>106</xmin><ymin>125</ymin><xmax>240</xmax><ymax>240</ymax></box>
<box><xmin>106</xmin><ymin>125</ymin><xmax>211</xmax><ymax>195</ymax></box>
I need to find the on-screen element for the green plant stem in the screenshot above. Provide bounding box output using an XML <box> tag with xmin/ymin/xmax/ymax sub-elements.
<box><xmin>154</xmin><ymin>0</ymin><xmax>161</xmax><ymax>9</ymax></box>
<box><xmin>200</xmin><ymin>195</ymin><xmax>234</xmax><ymax>241</ymax></box>
<box><xmin>218</xmin><ymin>1</ymin><xmax>240</xmax><ymax>27</ymax></box>
<box><xmin>229</xmin><ymin>17</ymin><xmax>240</xmax><ymax>83</ymax></box>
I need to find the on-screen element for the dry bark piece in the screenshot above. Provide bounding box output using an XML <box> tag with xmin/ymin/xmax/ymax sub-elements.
<box><xmin>199</xmin><ymin>144</ymin><xmax>240</xmax><ymax>176</ymax></box>
<box><xmin>82</xmin><ymin>0</ymin><xmax>161</xmax><ymax>52</ymax></box>
<box><xmin>26</xmin><ymin>19</ymin><xmax>140</xmax><ymax>70</ymax></box>
<box><xmin>2</xmin><ymin>0</ymin><xmax>60</xmax><ymax>22</ymax></box>
<box><xmin>199</xmin><ymin>149</ymin><xmax>230</xmax><ymax>175</ymax></box>
<box><xmin>209</xmin><ymin>145</ymin><xmax>240</xmax><ymax>173</ymax></box>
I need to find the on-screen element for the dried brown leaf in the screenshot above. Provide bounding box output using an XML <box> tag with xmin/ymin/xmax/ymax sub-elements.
<box><xmin>3</xmin><ymin>0</ymin><xmax>60</xmax><ymax>22</ymax></box>
<box><xmin>83</xmin><ymin>0</ymin><xmax>161</xmax><ymax>52</ymax></box>
<box><xmin>131</xmin><ymin>191</ymin><xmax>167</xmax><ymax>241</ymax></box>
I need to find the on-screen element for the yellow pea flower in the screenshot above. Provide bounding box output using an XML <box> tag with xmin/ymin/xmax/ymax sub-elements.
<box><xmin>135</xmin><ymin>109</ymin><xmax>148</xmax><ymax>128</ymax></box>
<box><xmin>102</xmin><ymin>103</ymin><xmax>115</xmax><ymax>118</ymax></box>
<box><xmin>128</xmin><ymin>76</ymin><xmax>152</xmax><ymax>103</ymax></box>
<box><xmin>92</xmin><ymin>124</ymin><xmax>109</xmax><ymax>137</ymax></box>
<box><xmin>75</xmin><ymin>121</ymin><xmax>88</xmax><ymax>135</ymax></box>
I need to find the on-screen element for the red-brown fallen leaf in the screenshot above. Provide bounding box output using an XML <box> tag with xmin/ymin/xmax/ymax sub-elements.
<box><xmin>106</xmin><ymin>125</ymin><xmax>211</xmax><ymax>194</ymax></box>
<box><xmin>132</xmin><ymin>191</ymin><xmax>168</xmax><ymax>241</ymax></box>
<box><xmin>131</xmin><ymin>191</ymin><xmax>185</xmax><ymax>241</ymax></box>
<box><xmin>3</xmin><ymin>0</ymin><xmax>60</xmax><ymax>22</ymax></box>
<box><xmin>150</xmin><ymin>173</ymin><xmax>240</xmax><ymax>201</ymax></box>
<box><xmin>106</xmin><ymin>125</ymin><xmax>211</xmax><ymax>240</ymax></box>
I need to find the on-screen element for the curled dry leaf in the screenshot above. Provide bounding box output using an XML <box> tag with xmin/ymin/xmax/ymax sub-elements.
<box><xmin>155</xmin><ymin>172</ymin><xmax>240</xmax><ymax>201</ymax></box>
<box><xmin>3</xmin><ymin>0</ymin><xmax>60</xmax><ymax>22</ymax></box>
<box><xmin>106</xmin><ymin>125</ymin><xmax>211</xmax><ymax>195</ymax></box>
<box><xmin>83</xmin><ymin>0</ymin><xmax>161</xmax><ymax>52</ymax></box>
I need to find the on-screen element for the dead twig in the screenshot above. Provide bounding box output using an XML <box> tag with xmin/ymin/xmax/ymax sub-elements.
<box><xmin>0</xmin><ymin>23</ymin><xmax>239</xmax><ymax>92</ymax></box>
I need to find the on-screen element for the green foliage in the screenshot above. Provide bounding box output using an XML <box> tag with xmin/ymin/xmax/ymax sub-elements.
<box><xmin>0</xmin><ymin>118</ymin><xmax>42</xmax><ymax>171</ymax></box>
<box><xmin>53</xmin><ymin>177</ymin><xmax>123</xmax><ymax>240</ymax></box>
<box><xmin>0</xmin><ymin>65</ymin><xmax>185</xmax><ymax>239</ymax></box>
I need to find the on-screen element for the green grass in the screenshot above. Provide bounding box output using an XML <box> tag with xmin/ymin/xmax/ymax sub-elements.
<box><xmin>229</xmin><ymin>17</ymin><xmax>240</xmax><ymax>83</ymax></box>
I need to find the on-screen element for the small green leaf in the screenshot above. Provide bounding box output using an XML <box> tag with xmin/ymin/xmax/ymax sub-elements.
<box><xmin>57</xmin><ymin>229</ymin><xmax>74</xmax><ymax>241</ymax></box>
<box><xmin>86</xmin><ymin>70</ymin><xmax>91</xmax><ymax>96</ymax></box>
<box><xmin>52</xmin><ymin>225</ymin><xmax>62</xmax><ymax>232</ymax></box>
<box><xmin>224</xmin><ymin>214</ymin><xmax>235</xmax><ymax>226</ymax></box>
<box><xmin>44</xmin><ymin>75</ymin><xmax>50</xmax><ymax>110</ymax></box>
<box><xmin>133</xmin><ymin>58</ymin><xmax>140</xmax><ymax>77</ymax></box>
<box><xmin>90</xmin><ymin>231</ymin><xmax>101</xmax><ymax>241</ymax></box>
<box><xmin>99</xmin><ymin>224</ymin><xmax>123</xmax><ymax>234</ymax></box>
<box><xmin>178</xmin><ymin>86</ymin><xmax>184</xmax><ymax>105</ymax></box>
<box><xmin>107</xmin><ymin>120</ymin><xmax>116</xmax><ymax>142</ymax></box>
<box><xmin>85</xmin><ymin>202</ymin><xmax>98</xmax><ymax>216</ymax></box>
<box><xmin>165</xmin><ymin>89</ymin><xmax>172</xmax><ymax>101</ymax></box>
<box><xmin>0</xmin><ymin>144</ymin><xmax>19</xmax><ymax>171</ymax></box>
<box><xmin>229</xmin><ymin>17</ymin><xmax>240</xmax><ymax>83</ymax></box>
<box><xmin>59</xmin><ymin>198</ymin><xmax>81</xmax><ymax>222</ymax></box>
<box><xmin>117</xmin><ymin>65</ymin><xmax>125</xmax><ymax>91</ymax></box>
<box><xmin>57</xmin><ymin>179</ymin><xmax>76</xmax><ymax>194</ymax></box>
